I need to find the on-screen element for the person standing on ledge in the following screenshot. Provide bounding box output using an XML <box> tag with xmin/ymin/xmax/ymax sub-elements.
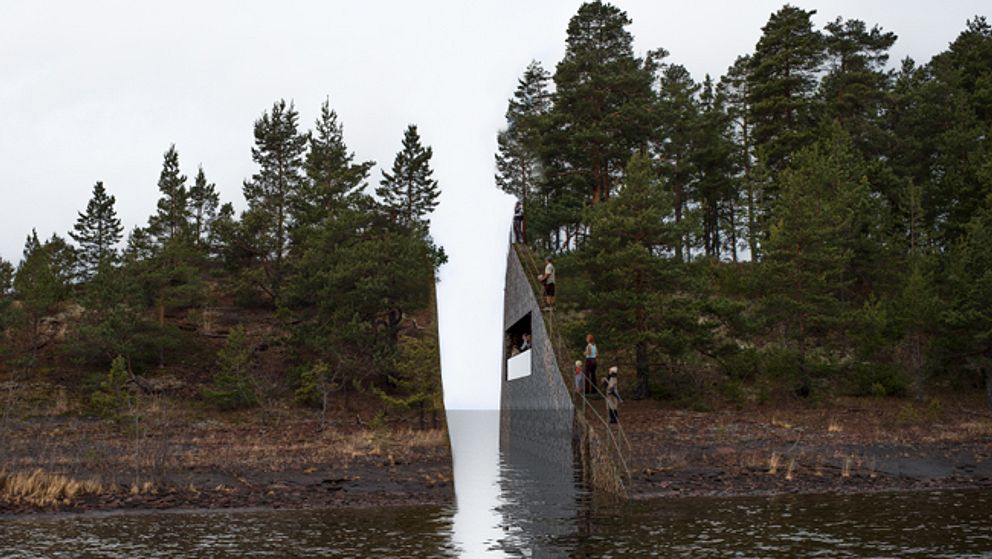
<box><xmin>574</xmin><ymin>360</ymin><xmax>584</xmax><ymax>394</ymax></box>
<box><xmin>512</xmin><ymin>200</ymin><xmax>525</xmax><ymax>243</ymax></box>
<box><xmin>604</xmin><ymin>366</ymin><xmax>621</xmax><ymax>424</ymax></box>
<box><xmin>583</xmin><ymin>334</ymin><xmax>598</xmax><ymax>394</ymax></box>
<box><xmin>538</xmin><ymin>255</ymin><xmax>555</xmax><ymax>310</ymax></box>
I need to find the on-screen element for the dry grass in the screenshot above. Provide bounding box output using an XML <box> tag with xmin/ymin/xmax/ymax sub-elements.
<box><xmin>770</xmin><ymin>417</ymin><xmax>793</xmax><ymax>430</ymax></box>
<box><xmin>785</xmin><ymin>457</ymin><xmax>796</xmax><ymax>481</ymax></box>
<box><xmin>827</xmin><ymin>420</ymin><xmax>843</xmax><ymax>433</ymax></box>
<box><xmin>767</xmin><ymin>452</ymin><xmax>780</xmax><ymax>475</ymax></box>
<box><xmin>0</xmin><ymin>469</ymin><xmax>102</xmax><ymax>507</ymax></box>
<box><xmin>841</xmin><ymin>455</ymin><xmax>852</xmax><ymax>478</ymax></box>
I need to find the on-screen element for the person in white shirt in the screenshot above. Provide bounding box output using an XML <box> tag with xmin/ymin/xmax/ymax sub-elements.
<box><xmin>537</xmin><ymin>256</ymin><xmax>555</xmax><ymax>309</ymax></box>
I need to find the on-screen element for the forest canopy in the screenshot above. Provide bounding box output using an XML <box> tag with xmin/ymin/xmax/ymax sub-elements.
<box><xmin>497</xmin><ymin>2</ymin><xmax>992</xmax><ymax>407</ymax></box>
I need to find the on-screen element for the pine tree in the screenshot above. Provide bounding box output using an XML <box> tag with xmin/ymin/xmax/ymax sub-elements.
<box><xmin>373</xmin><ymin>332</ymin><xmax>443</xmax><ymax>429</ymax></box>
<box><xmin>547</xmin><ymin>0</ymin><xmax>656</xmax><ymax>209</ymax></box>
<box><xmin>0</xmin><ymin>257</ymin><xmax>14</xmax><ymax>357</ymax></box>
<box><xmin>13</xmin><ymin>231</ymin><xmax>74</xmax><ymax>368</ymax></box>
<box><xmin>760</xmin><ymin>125</ymin><xmax>873</xmax><ymax>385</ymax></box>
<box><xmin>377</xmin><ymin>125</ymin><xmax>440</xmax><ymax>230</ymax></box>
<box><xmin>719</xmin><ymin>55</ymin><xmax>761</xmax><ymax>259</ymax></box>
<box><xmin>65</xmin><ymin>261</ymin><xmax>146</xmax><ymax>367</ymax></box>
<box><xmin>148</xmin><ymin>144</ymin><xmax>190</xmax><ymax>245</ymax></box>
<box><xmin>242</xmin><ymin>99</ymin><xmax>308</xmax><ymax>303</ymax></box>
<box><xmin>495</xmin><ymin>61</ymin><xmax>551</xmax><ymax>202</ymax></box>
<box><xmin>286</xmin><ymin>202</ymin><xmax>441</xmax><ymax>387</ymax></box>
<box><xmin>70</xmin><ymin>181</ymin><xmax>123</xmax><ymax>280</ymax></box>
<box><xmin>296</xmin><ymin>98</ymin><xmax>374</xmax><ymax>233</ymax></box>
<box><xmin>187</xmin><ymin>165</ymin><xmax>220</xmax><ymax>249</ymax></box>
<box><xmin>579</xmin><ymin>152</ymin><xmax>681</xmax><ymax>399</ymax></box>
<box><xmin>942</xmin><ymin>196</ymin><xmax>992</xmax><ymax>412</ymax></box>
<box><xmin>655</xmin><ymin>63</ymin><xmax>701</xmax><ymax>260</ymax></box>
<box><xmin>821</xmin><ymin>17</ymin><xmax>897</xmax><ymax>156</ymax></box>
<box><xmin>748</xmin><ymin>5</ymin><xmax>825</xmax><ymax>172</ymax></box>
<box><xmin>0</xmin><ymin>257</ymin><xmax>12</xmax><ymax>298</ymax></box>
<box><xmin>202</xmin><ymin>326</ymin><xmax>258</xmax><ymax>410</ymax></box>
<box><xmin>695</xmin><ymin>76</ymin><xmax>740</xmax><ymax>260</ymax></box>
<box><xmin>915</xmin><ymin>17</ymin><xmax>992</xmax><ymax>246</ymax></box>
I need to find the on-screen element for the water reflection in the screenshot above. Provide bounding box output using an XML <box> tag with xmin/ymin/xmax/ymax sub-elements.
<box><xmin>447</xmin><ymin>410</ymin><xmax>505</xmax><ymax>556</ymax></box>
<box><xmin>448</xmin><ymin>409</ymin><xmax>582</xmax><ymax>557</ymax></box>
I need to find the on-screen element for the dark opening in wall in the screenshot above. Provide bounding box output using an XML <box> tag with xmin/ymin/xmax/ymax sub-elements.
<box><xmin>505</xmin><ymin>312</ymin><xmax>532</xmax><ymax>361</ymax></box>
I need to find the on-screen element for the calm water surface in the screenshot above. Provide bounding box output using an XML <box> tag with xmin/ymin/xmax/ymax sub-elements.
<box><xmin>2</xmin><ymin>411</ymin><xmax>990</xmax><ymax>558</ymax></box>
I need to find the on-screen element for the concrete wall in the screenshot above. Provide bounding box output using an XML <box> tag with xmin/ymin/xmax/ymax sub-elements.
<box><xmin>499</xmin><ymin>246</ymin><xmax>575</xmax><ymax>466</ymax></box>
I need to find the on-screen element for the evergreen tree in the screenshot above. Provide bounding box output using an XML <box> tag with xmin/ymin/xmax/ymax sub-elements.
<box><xmin>202</xmin><ymin>326</ymin><xmax>258</xmax><ymax>410</ymax></box>
<box><xmin>187</xmin><ymin>165</ymin><xmax>220</xmax><ymax>249</ymax></box>
<box><xmin>0</xmin><ymin>257</ymin><xmax>14</xmax><ymax>359</ymax></box>
<box><xmin>70</xmin><ymin>181</ymin><xmax>123</xmax><ymax>280</ymax></box>
<box><xmin>655</xmin><ymin>63</ymin><xmax>701</xmax><ymax>260</ymax></box>
<box><xmin>376</xmin><ymin>125</ymin><xmax>440</xmax><ymax>230</ymax></box>
<box><xmin>242</xmin><ymin>99</ymin><xmax>308</xmax><ymax>303</ymax></box>
<box><xmin>748</xmin><ymin>5</ymin><xmax>825</xmax><ymax>172</ymax></box>
<box><xmin>917</xmin><ymin>17</ymin><xmax>992</xmax><ymax>245</ymax></box>
<box><xmin>760</xmin><ymin>126</ymin><xmax>873</xmax><ymax>386</ymax></box>
<box><xmin>0</xmin><ymin>257</ymin><xmax>12</xmax><ymax>298</ymax></box>
<box><xmin>148</xmin><ymin>145</ymin><xmax>191</xmax><ymax>244</ymax></box>
<box><xmin>821</xmin><ymin>17</ymin><xmax>897</xmax><ymax>156</ymax></box>
<box><xmin>64</xmin><ymin>261</ymin><xmax>147</xmax><ymax>368</ymax></box>
<box><xmin>286</xmin><ymin>202</ymin><xmax>442</xmax><ymax>387</ymax></box>
<box><xmin>496</xmin><ymin>60</ymin><xmax>553</xmax><ymax>242</ymax></box>
<box><xmin>719</xmin><ymin>55</ymin><xmax>761</xmax><ymax>259</ymax></box>
<box><xmin>546</xmin><ymin>0</ymin><xmax>656</xmax><ymax>212</ymax></box>
<box><xmin>373</xmin><ymin>332</ymin><xmax>443</xmax><ymax>429</ymax></box>
<box><xmin>296</xmin><ymin>98</ymin><xmax>374</xmax><ymax>233</ymax></box>
<box><xmin>13</xmin><ymin>231</ymin><xmax>74</xmax><ymax>367</ymax></box>
<box><xmin>695</xmin><ymin>76</ymin><xmax>740</xmax><ymax>260</ymax></box>
<box><xmin>942</xmin><ymin>196</ymin><xmax>992</xmax><ymax>412</ymax></box>
<box><xmin>579</xmin><ymin>153</ymin><xmax>681</xmax><ymax>399</ymax></box>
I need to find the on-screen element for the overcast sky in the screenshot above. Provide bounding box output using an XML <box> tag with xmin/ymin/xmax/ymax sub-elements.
<box><xmin>1</xmin><ymin>1</ymin><xmax>986</xmax><ymax>409</ymax></box>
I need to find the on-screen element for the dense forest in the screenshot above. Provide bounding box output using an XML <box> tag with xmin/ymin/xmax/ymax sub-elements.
<box><xmin>498</xmin><ymin>2</ymin><xmax>992</xmax><ymax>409</ymax></box>
<box><xmin>0</xmin><ymin>99</ymin><xmax>445</xmax><ymax>424</ymax></box>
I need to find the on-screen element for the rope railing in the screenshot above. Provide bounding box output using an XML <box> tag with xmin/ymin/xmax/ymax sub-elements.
<box><xmin>513</xmin><ymin>243</ymin><xmax>632</xmax><ymax>486</ymax></box>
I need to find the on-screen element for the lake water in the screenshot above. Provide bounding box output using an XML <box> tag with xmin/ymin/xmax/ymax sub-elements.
<box><xmin>2</xmin><ymin>411</ymin><xmax>991</xmax><ymax>558</ymax></box>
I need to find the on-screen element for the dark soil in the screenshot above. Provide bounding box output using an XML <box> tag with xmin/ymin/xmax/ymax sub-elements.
<box><xmin>0</xmin><ymin>387</ymin><xmax>451</xmax><ymax>515</ymax></box>
<box><xmin>614</xmin><ymin>395</ymin><xmax>992</xmax><ymax>499</ymax></box>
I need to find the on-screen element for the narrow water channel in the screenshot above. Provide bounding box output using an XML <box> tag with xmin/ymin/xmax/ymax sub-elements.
<box><xmin>2</xmin><ymin>411</ymin><xmax>991</xmax><ymax>558</ymax></box>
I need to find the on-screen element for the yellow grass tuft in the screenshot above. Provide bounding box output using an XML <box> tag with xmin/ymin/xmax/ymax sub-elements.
<box><xmin>0</xmin><ymin>468</ymin><xmax>102</xmax><ymax>507</ymax></box>
<box><xmin>770</xmin><ymin>417</ymin><xmax>793</xmax><ymax>430</ymax></box>
<box><xmin>827</xmin><ymin>420</ymin><xmax>843</xmax><ymax>433</ymax></box>
<box><xmin>785</xmin><ymin>457</ymin><xmax>797</xmax><ymax>481</ymax></box>
<box><xmin>768</xmin><ymin>452</ymin><xmax>780</xmax><ymax>475</ymax></box>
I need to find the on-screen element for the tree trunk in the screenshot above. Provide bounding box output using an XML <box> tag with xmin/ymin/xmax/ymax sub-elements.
<box><xmin>634</xmin><ymin>340</ymin><xmax>650</xmax><ymax>400</ymax></box>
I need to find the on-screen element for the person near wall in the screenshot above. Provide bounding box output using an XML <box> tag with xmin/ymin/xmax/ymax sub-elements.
<box><xmin>604</xmin><ymin>366</ymin><xmax>621</xmax><ymax>424</ymax></box>
<box><xmin>583</xmin><ymin>334</ymin><xmax>598</xmax><ymax>394</ymax></box>
<box><xmin>520</xmin><ymin>332</ymin><xmax>532</xmax><ymax>351</ymax></box>
<box><xmin>537</xmin><ymin>256</ymin><xmax>556</xmax><ymax>310</ymax></box>
<box><xmin>512</xmin><ymin>200</ymin><xmax>525</xmax><ymax>243</ymax></box>
<box><xmin>574</xmin><ymin>360</ymin><xmax>584</xmax><ymax>394</ymax></box>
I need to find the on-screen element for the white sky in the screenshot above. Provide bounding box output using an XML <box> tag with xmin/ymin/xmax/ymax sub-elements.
<box><xmin>1</xmin><ymin>1</ymin><xmax>986</xmax><ymax>409</ymax></box>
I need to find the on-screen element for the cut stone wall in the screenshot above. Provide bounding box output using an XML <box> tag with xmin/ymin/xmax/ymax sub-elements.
<box><xmin>500</xmin><ymin>246</ymin><xmax>574</xmax><ymax>466</ymax></box>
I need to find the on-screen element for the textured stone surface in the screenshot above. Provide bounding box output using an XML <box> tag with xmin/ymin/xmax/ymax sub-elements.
<box><xmin>500</xmin><ymin>246</ymin><xmax>574</xmax><ymax>466</ymax></box>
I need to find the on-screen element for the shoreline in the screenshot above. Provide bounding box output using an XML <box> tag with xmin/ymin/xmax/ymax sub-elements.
<box><xmin>621</xmin><ymin>397</ymin><xmax>992</xmax><ymax>501</ymax></box>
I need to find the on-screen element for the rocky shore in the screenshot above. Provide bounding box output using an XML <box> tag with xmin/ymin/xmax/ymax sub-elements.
<box><xmin>620</xmin><ymin>396</ymin><xmax>992</xmax><ymax>499</ymax></box>
<box><xmin>0</xmin><ymin>392</ymin><xmax>452</xmax><ymax>515</ymax></box>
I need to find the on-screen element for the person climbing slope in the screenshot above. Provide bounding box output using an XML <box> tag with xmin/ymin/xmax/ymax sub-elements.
<box><xmin>537</xmin><ymin>255</ymin><xmax>555</xmax><ymax>310</ymax></box>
